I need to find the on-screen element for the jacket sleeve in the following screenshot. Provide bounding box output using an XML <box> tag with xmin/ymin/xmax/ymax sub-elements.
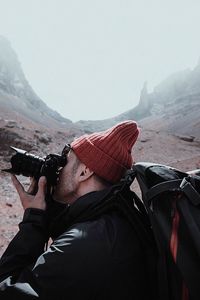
<box><xmin>0</xmin><ymin>208</ymin><xmax>49</xmax><ymax>299</ymax></box>
<box><xmin>0</xmin><ymin>209</ymin><xmax>90</xmax><ymax>300</ymax></box>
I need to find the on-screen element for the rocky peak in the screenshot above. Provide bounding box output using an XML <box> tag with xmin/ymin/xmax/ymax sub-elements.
<box><xmin>0</xmin><ymin>36</ymin><xmax>27</xmax><ymax>96</ymax></box>
<box><xmin>138</xmin><ymin>81</ymin><xmax>151</xmax><ymax>111</ymax></box>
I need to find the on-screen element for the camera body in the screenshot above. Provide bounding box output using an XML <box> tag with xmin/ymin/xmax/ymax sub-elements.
<box><xmin>2</xmin><ymin>146</ymin><xmax>67</xmax><ymax>187</ymax></box>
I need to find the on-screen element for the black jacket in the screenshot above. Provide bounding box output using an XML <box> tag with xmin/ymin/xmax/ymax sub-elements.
<box><xmin>0</xmin><ymin>188</ymin><xmax>153</xmax><ymax>299</ymax></box>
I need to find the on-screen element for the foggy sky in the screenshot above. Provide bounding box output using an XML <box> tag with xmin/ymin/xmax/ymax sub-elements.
<box><xmin>0</xmin><ymin>0</ymin><xmax>200</xmax><ymax>122</ymax></box>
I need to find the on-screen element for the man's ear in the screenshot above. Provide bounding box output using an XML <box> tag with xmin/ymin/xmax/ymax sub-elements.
<box><xmin>78</xmin><ymin>164</ymin><xmax>94</xmax><ymax>182</ymax></box>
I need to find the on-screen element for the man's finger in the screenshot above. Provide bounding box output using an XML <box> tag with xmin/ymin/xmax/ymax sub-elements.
<box><xmin>36</xmin><ymin>176</ymin><xmax>47</xmax><ymax>198</ymax></box>
<box><xmin>11</xmin><ymin>174</ymin><xmax>25</xmax><ymax>197</ymax></box>
<box><xmin>27</xmin><ymin>177</ymin><xmax>38</xmax><ymax>195</ymax></box>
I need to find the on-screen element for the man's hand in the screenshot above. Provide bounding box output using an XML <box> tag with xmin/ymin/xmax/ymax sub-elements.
<box><xmin>11</xmin><ymin>175</ymin><xmax>47</xmax><ymax>211</ymax></box>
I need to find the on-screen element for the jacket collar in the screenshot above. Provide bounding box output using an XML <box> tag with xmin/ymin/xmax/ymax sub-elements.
<box><xmin>67</xmin><ymin>188</ymin><xmax>111</xmax><ymax>220</ymax></box>
<box><xmin>49</xmin><ymin>187</ymin><xmax>114</xmax><ymax>239</ymax></box>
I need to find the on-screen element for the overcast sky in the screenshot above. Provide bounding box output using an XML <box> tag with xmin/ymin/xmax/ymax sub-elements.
<box><xmin>0</xmin><ymin>0</ymin><xmax>200</xmax><ymax>122</ymax></box>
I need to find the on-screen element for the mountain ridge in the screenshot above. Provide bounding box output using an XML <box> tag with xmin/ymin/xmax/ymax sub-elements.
<box><xmin>0</xmin><ymin>35</ymin><xmax>200</xmax><ymax>145</ymax></box>
<box><xmin>76</xmin><ymin>63</ymin><xmax>200</xmax><ymax>140</ymax></box>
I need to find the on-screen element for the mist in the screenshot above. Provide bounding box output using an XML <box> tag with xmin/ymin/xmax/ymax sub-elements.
<box><xmin>0</xmin><ymin>0</ymin><xmax>200</xmax><ymax>121</ymax></box>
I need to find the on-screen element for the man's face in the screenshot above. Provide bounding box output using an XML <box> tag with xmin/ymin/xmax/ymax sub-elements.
<box><xmin>53</xmin><ymin>149</ymin><xmax>80</xmax><ymax>204</ymax></box>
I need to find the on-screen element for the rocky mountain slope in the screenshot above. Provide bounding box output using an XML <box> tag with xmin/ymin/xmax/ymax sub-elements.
<box><xmin>77</xmin><ymin>62</ymin><xmax>200</xmax><ymax>141</ymax></box>
<box><xmin>0</xmin><ymin>36</ymin><xmax>84</xmax><ymax>159</ymax></box>
<box><xmin>0</xmin><ymin>36</ymin><xmax>73</xmax><ymax>130</ymax></box>
<box><xmin>122</xmin><ymin>63</ymin><xmax>200</xmax><ymax>141</ymax></box>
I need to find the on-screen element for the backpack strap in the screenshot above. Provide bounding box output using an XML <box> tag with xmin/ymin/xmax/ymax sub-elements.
<box><xmin>180</xmin><ymin>177</ymin><xmax>200</xmax><ymax>205</ymax></box>
<box><xmin>146</xmin><ymin>179</ymin><xmax>182</xmax><ymax>202</ymax></box>
<box><xmin>146</xmin><ymin>178</ymin><xmax>200</xmax><ymax>206</ymax></box>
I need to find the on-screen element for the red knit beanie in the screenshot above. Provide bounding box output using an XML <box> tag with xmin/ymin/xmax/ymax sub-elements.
<box><xmin>71</xmin><ymin>120</ymin><xmax>140</xmax><ymax>183</ymax></box>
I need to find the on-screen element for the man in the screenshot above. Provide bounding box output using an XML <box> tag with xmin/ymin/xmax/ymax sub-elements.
<box><xmin>0</xmin><ymin>120</ymin><xmax>156</xmax><ymax>299</ymax></box>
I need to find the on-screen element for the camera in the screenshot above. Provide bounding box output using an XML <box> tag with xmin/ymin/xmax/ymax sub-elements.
<box><xmin>2</xmin><ymin>146</ymin><xmax>68</xmax><ymax>187</ymax></box>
